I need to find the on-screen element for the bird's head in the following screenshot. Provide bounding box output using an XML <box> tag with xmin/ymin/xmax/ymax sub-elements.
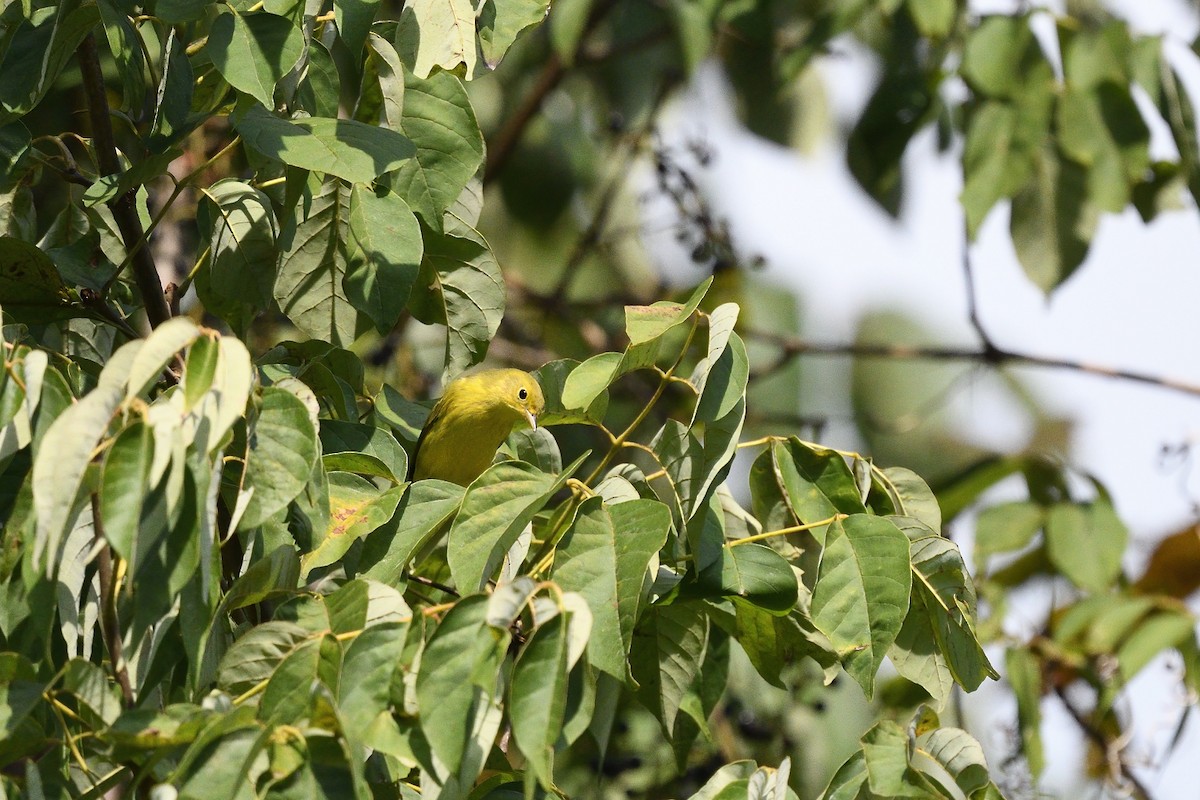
<box><xmin>492</xmin><ymin>369</ymin><xmax>545</xmax><ymax>430</ymax></box>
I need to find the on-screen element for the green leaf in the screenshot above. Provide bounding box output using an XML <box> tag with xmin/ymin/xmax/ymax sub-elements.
<box><xmin>1056</xmin><ymin>83</ymin><xmax>1150</xmax><ymax>214</ymax></box>
<box><xmin>729</xmin><ymin>602</ymin><xmax>839</xmax><ymax>689</ymax></box>
<box><xmin>751</xmin><ymin>438</ymin><xmax>867</xmax><ymax>548</ymax></box>
<box><xmin>821</xmin><ymin>751</ymin><xmax>868</xmax><ymax>800</ymax></box>
<box><xmin>97</xmin><ymin>0</ymin><xmax>147</xmax><ymax>115</ymax></box>
<box><xmin>902</xmin><ymin>522</ymin><xmax>996</xmax><ymax>694</ymax></box>
<box><xmin>319</xmin><ymin>419</ymin><xmax>408</xmax><ymax>483</ymax></box>
<box><xmin>862</xmin><ymin>720</ymin><xmax>926</xmax><ymax>797</ymax></box>
<box><xmin>879</xmin><ymin>467</ymin><xmax>941</xmax><ymax>532</ymax></box>
<box><xmin>148</xmin><ymin>28</ymin><xmax>194</xmax><ymax>151</ymax></box>
<box><xmin>973</xmin><ymin>500</ymin><xmax>1044</xmax><ymax>570</ymax></box>
<box><xmin>125</xmin><ymin>317</ymin><xmax>201</xmax><ymax>400</ymax></box>
<box><xmin>626</xmin><ymin>278</ymin><xmax>711</xmax><ymax>344</ymax></box>
<box><xmin>238</xmin><ymin>386</ymin><xmax>319</xmax><ymax>530</ymax></box>
<box><xmin>561</xmin><ymin>352</ymin><xmax>623</xmax><ymax>411</ymax></box>
<box><xmin>274</xmin><ymin>178</ymin><xmax>362</xmax><ymax>346</ymax></box>
<box><xmin>533</xmin><ymin>359</ymin><xmax>609</xmax><ymax>426</ymax></box>
<box><xmin>0</xmin><ymin>236</ymin><xmax>74</xmax><ymax>322</ymax></box>
<box><xmin>234</xmin><ymin>104</ymin><xmax>414</xmax><ymax>184</ymax></box>
<box><xmin>447</xmin><ymin>456</ymin><xmax>582</xmax><ymax>591</ymax></box>
<box><xmin>1006</xmin><ymin>647</ymin><xmax>1044</xmax><ymax>777</ymax></box>
<box><xmin>197</xmin><ymin>179</ymin><xmax>278</xmax><ymax>334</ymax></box>
<box><xmin>630</xmin><ymin>602</ymin><xmax>708</xmax><ymax>732</ymax></box>
<box><xmin>0</xmin><ymin>2</ymin><xmax>100</xmax><ymax>123</ymax></box>
<box><xmin>386</xmin><ymin>68</ymin><xmax>484</xmax><ymax>231</ymax></box>
<box><xmin>259</xmin><ymin>635</ymin><xmax>322</xmax><ymax>723</ymax></box>
<box><xmin>509</xmin><ymin>612</ymin><xmax>570</xmax><ymax>788</ymax></box>
<box><xmin>810</xmin><ymin>515</ymin><xmax>912</xmax><ymax>696</ymax></box>
<box><xmin>395</xmin><ymin>0</ymin><xmax>477</xmax><ymax>79</ymax></box>
<box><xmin>1009</xmin><ymin>145</ymin><xmax>1094</xmax><ymax>293</ymax></box>
<box><xmin>913</xmin><ymin>727</ymin><xmax>991</xmax><ymax>798</ymax></box>
<box><xmin>906</xmin><ymin>0</ymin><xmax>955</xmax><ymax>38</ymax></box>
<box><xmin>99</xmin><ymin>421</ymin><xmax>154</xmax><ymax>562</ymax></box>
<box><xmin>1045</xmin><ymin>499</ymin><xmax>1127</xmax><ymax>592</ymax></box>
<box><xmin>339</xmin><ymin>622</ymin><xmax>408</xmax><ymax>741</ymax></box>
<box><xmin>336</xmin><ymin>0</ymin><xmax>381</xmax><ymax>57</ymax></box>
<box><xmin>698</xmin><ymin>544</ymin><xmax>798</xmax><ymax>614</ymax></box>
<box><xmin>207</xmin><ymin>11</ymin><xmax>304</xmax><ymax>107</ymax></box>
<box><xmin>416</xmin><ymin>595</ymin><xmax>509</xmax><ymax>775</ymax></box>
<box><xmin>548</xmin><ymin>0</ymin><xmax>594</xmax><ymax>64</ymax></box>
<box><xmin>345</xmin><ymin>185</ymin><xmax>423</xmax><ymax>332</ymax></box>
<box><xmin>218</xmin><ymin>621</ymin><xmax>312</xmax><ymax>693</ymax></box>
<box><xmin>221</xmin><ymin>546</ymin><xmax>302</xmax><ymax>613</ymax></box>
<box><xmin>408</xmin><ymin>223</ymin><xmax>504</xmax><ymax>382</ymax></box>
<box><xmin>552</xmin><ymin>497</ymin><xmax>672</xmax><ymax>679</ymax></box>
<box><xmin>358</xmin><ymin>479</ymin><xmax>465</xmax><ymax>584</ymax></box>
<box><xmin>33</xmin><ymin>384</ymin><xmax>121</xmax><ymax>568</ymax></box>
<box><xmin>303</xmin><ymin>475</ymin><xmax>405</xmax><ymax>574</ymax></box>
<box><xmin>961</xmin><ymin>15</ymin><xmax>1043</xmax><ymax>100</ymax></box>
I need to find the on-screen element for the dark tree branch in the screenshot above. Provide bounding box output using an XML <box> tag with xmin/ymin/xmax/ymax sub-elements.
<box><xmin>1054</xmin><ymin>686</ymin><xmax>1154</xmax><ymax>800</ymax></box>
<box><xmin>962</xmin><ymin>224</ymin><xmax>1003</xmax><ymax>361</ymax></box>
<box><xmin>77</xmin><ymin>33</ymin><xmax>171</xmax><ymax>330</ymax></box>
<box><xmin>91</xmin><ymin>497</ymin><xmax>134</xmax><ymax>709</ymax></box>
<box><xmin>748</xmin><ymin>331</ymin><xmax>1200</xmax><ymax>399</ymax></box>
<box><xmin>483</xmin><ymin>52</ymin><xmax>565</xmax><ymax>185</ymax></box>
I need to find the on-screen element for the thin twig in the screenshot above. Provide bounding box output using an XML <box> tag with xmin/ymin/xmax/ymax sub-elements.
<box><xmin>77</xmin><ymin>33</ymin><xmax>172</xmax><ymax>329</ymax></box>
<box><xmin>747</xmin><ymin>331</ymin><xmax>1200</xmax><ymax>400</ymax></box>
<box><xmin>1053</xmin><ymin>686</ymin><xmax>1154</xmax><ymax>800</ymax></box>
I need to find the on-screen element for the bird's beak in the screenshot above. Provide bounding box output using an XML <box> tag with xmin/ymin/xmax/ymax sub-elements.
<box><xmin>525</xmin><ymin>409</ymin><xmax>538</xmax><ymax>431</ymax></box>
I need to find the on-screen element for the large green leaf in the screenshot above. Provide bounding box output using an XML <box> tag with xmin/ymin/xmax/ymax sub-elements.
<box><xmin>345</xmin><ymin>185</ymin><xmax>423</xmax><ymax>333</ymax></box>
<box><xmin>0</xmin><ymin>2</ymin><xmax>100</xmax><ymax>123</ymax></box>
<box><xmin>407</xmin><ymin>223</ymin><xmax>505</xmax><ymax>381</ymax></box>
<box><xmin>1045</xmin><ymin>499</ymin><xmax>1127</xmax><ymax>592</ymax></box>
<box><xmin>1009</xmin><ymin>145</ymin><xmax>1094</xmax><ymax>293</ymax></box>
<box><xmin>339</xmin><ymin>621</ymin><xmax>408</xmax><ymax>742</ymax></box>
<box><xmin>32</xmin><ymin>383</ymin><xmax>120</xmax><ymax>568</ymax></box>
<box><xmin>197</xmin><ymin>180</ymin><xmax>278</xmax><ymax>334</ymax></box>
<box><xmin>810</xmin><ymin>515</ymin><xmax>911</xmax><ymax>696</ymax></box>
<box><xmin>234</xmin><ymin>104</ymin><xmax>414</xmax><ymax>184</ymax></box>
<box><xmin>274</xmin><ymin>178</ymin><xmax>362</xmax><ymax>346</ymax></box>
<box><xmin>447</xmin><ymin>456</ymin><xmax>581</xmax><ymax>591</ymax></box>
<box><xmin>357</xmin><ymin>479</ymin><xmax>465</xmax><ymax>584</ymax></box>
<box><xmin>552</xmin><ymin>497</ymin><xmax>671</xmax><ymax>679</ymax></box>
<box><xmin>509</xmin><ymin>612</ymin><xmax>570</xmax><ymax>788</ymax></box>
<box><xmin>386</xmin><ymin>68</ymin><xmax>484</xmax><ymax>231</ymax></box>
<box><xmin>416</xmin><ymin>595</ymin><xmax>509</xmax><ymax>775</ymax></box>
<box><xmin>395</xmin><ymin>0</ymin><xmax>477</xmax><ymax>79</ymax></box>
<box><xmin>696</xmin><ymin>543</ymin><xmax>798</xmax><ymax>614</ymax></box>
<box><xmin>237</xmin><ymin>386</ymin><xmax>319</xmax><ymax>530</ymax></box>
<box><xmin>630</xmin><ymin>601</ymin><xmax>708</xmax><ymax>732</ymax></box>
<box><xmin>207</xmin><ymin>11</ymin><xmax>304</xmax><ymax>107</ymax></box>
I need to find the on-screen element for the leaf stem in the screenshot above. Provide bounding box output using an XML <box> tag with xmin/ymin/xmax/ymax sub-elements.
<box><xmin>584</xmin><ymin>317</ymin><xmax>700</xmax><ymax>486</ymax></box>
<box><xmin>726</xmin><ymin>514</ymin><xmax>846</xmax><ymax>547</ymax></box>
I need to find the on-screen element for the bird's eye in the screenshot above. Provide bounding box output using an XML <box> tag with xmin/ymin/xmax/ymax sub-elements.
<box><xmin>518</xmin><ymin>387</ymin><xmax>528</xmax><ymax>401</ymax></box>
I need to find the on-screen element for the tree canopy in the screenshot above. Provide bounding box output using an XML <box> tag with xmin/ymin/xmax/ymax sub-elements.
<box><xmin>0</xmin><ymin>1</ymin><xmax>1197</xmax><ymax>799</ymax></box>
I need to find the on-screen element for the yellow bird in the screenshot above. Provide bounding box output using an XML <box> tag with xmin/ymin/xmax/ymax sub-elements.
<box><xmin>411</xmin><ymin>368</ymin><xmax>546</xmax><ymax>486</ymax></box>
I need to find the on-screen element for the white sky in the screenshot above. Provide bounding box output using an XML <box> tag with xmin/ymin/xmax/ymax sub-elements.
<box><xmin>650</xmin><ymin>1</ymin><xmax>1200</xmax><ymax>796</ymax></box>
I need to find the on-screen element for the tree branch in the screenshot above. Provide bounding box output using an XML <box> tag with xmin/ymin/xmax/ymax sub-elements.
<box><xmin>1054</xmin><ymin>686</ymin><xmax>1154</xmax><ymax>800</ymax></box>
<box><xmin>91</xmin><ymin>497</ymin><xmax>134</xmax><ymax>709</ymax></box>
<box><xmin>747</xmin><ymin>331</ymin><xmax>1200</xmax><ymax>399</ymax></box>
<box><xmin>77</xmin><ymin>32</ymin><xmax>171</xmax><ymax>330</ymax></box>
<box><xmin>483</xmin><ymin>52</ymin><xmax>565</xmax><ymax>185</ymax></box>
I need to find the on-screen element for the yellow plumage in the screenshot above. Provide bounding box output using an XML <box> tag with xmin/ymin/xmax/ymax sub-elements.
<box><xmin>411</xmin><ymin>368</ymin><xmax>546</xmax><ymax>486</ymax></box>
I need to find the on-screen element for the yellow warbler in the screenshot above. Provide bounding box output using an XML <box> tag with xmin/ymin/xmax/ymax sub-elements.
<box><xmin>411</xmin><ymin>368</ymin><xmax>546</xmax><ymax>486</ymax></box>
